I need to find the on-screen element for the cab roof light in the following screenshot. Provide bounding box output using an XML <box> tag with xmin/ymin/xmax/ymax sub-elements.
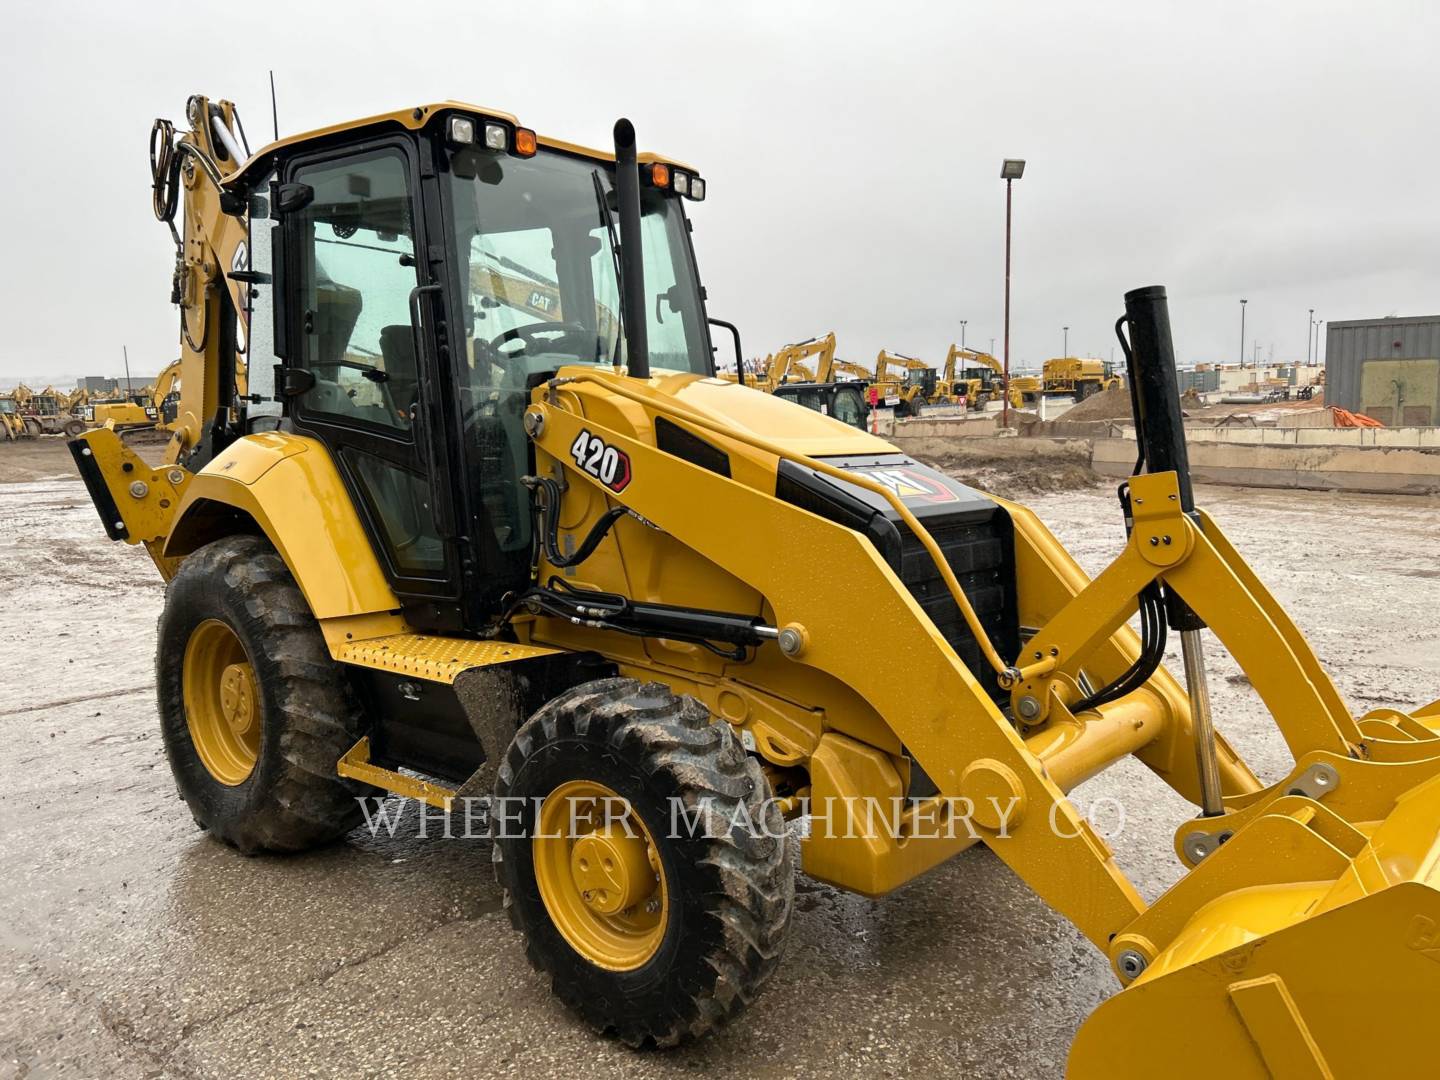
<box><xmin>447</xmin><ymin>116</ymin><xmax>476</xmax><ymax>145</ymax></box>
<box><xmin>514</xmin><ymin>127</ymin><xmax>537</xmax><ymax>157</ymax></box>
<box><xmin>688</xmin><ymin>176</ymin><xmax>705</xmax><ymax>201</ymax></box>
<box><xmin>672</xmin><ymin>170</ymin><xmax>689</xmax><ymax>196</ymax></box>
<box><xmin>483</xmin><ymin>122</ymin><xmax>508</xmax><ymax>151</ymax></box>
<box><xmin>649</xmin><ymin>162</ymin><xmax>670</xmax><ymax>189</ymax></box>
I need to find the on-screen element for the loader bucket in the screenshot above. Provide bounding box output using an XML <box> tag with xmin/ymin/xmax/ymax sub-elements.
<box><xmin>1069</xmin><ymin>771</ymin><xmax>1440</xmax><ymax>1079</ymax></box>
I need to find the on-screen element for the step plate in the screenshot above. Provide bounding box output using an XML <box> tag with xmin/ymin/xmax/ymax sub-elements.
<box><xmin>335</xmin><ymin>634</ymin><xmax>561</xmax><ymax>684</ymax></box>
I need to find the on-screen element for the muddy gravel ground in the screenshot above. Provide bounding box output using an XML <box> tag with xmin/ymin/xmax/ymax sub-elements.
<box><xmin>2</xmin><ymin>438</ymin><xmax>1438</xmax><ymax>1079</ymax></box>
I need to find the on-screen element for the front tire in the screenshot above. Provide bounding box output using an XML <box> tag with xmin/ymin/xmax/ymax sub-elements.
<box><xmin>494</xmin><ymin>678</ymin><xmax>793</xmax><ymax>1047</ymax></box>
<box><xmin>156</xmin><ymin>535</ymin><xmax>372</xmax><ymax>853</ymax></box>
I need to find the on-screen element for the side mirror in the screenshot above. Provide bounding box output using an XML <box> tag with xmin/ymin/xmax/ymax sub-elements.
<box><xmin>653</xmin><ymin>285</ymin><xmax>683</xmax><ymax>324</ymax></box>
<box><xmin>707</xmin><ymin>318</ymin><xmax>744</xmax><ymax>384</ymax></box>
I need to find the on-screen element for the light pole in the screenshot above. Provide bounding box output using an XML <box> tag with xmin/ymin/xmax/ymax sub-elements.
<box><xmin>1239</xmin><ymin>298</ymin><xmax>1247</xmax><ymax>367</ymax></box>
<box><xmin>1314</xmin><ymin>318</ymin><xmax>1323</xmax><ymax>366</ymax></box>
<box><xmin>1062</xmin><ymin>325</ymin><xmax>1069</xmax><ymax>358</ymax></box>
<box><xmin>1307</xmin><ymin>308</ymin><xmax>1314</xmax><ymax>364</ymax></box>
<box><xmin>960</xmin><ymin>319</ymin><xmax>967</xmax><ymax>351</ymax></box>
<box><xmin>1000</xmin><ymin>158</ymin><xmax>1026</xmax><ymax>427</ymax></box>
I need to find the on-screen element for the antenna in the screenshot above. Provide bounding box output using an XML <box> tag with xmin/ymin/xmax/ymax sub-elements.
<box><xmin>269</xmin><ymin>70</ymin><xmax>279</xmax><ymax>141</ymax></box>
<box><xmin>122</xmin><ymin>345</ymin><xmax>133</xmax><ymax>397</ymax></box>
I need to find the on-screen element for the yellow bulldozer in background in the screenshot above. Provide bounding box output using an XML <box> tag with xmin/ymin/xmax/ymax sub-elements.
<box><xmin>69</xmin><ymin>92</ymin><xmax>1440</xmax><ymax>1077</ymax></box>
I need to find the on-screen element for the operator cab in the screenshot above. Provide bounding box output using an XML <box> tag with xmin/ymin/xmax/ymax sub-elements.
<box><xmin>237</xmin><ymin>106</ymin><xmax>713</xmax><ymax>632</ymax></box>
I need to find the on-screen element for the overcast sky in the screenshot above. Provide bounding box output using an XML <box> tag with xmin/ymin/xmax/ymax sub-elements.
<box><xmin>3</xmin><ymin>0</ymin><xmax>1437</xmax><ymax>381</ymax></box>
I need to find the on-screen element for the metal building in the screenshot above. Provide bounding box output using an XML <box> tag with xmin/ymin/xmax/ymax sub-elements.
<box><xmin>1325</xmin><ymin>315</ymin><xmax>1440</xmax><ymax>425</ymax></box>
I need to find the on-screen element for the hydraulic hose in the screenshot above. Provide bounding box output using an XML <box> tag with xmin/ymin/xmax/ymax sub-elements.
<box><xmin>1071</xmin><ymin>581</ymin><xmax>1167</xmax><ymax>714</ymax></box>
<box><xmin>525</xmin><ymin>474</ymin><xmax>630</xmax><ymax>568</ymax></box>
<box><xmin>150</xmin><ymin>119</ymin><xmax>181</xmax><ymax>226</ymax></box>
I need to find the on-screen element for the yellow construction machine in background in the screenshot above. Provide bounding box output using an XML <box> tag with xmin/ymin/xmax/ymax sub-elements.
<box><xmin>937</xmin><ymin>345</ymin><xmax>1022</xmax><ymax>409</ymax></box>
<box><xmin>1040</xmin><ymin>356</ymin><xmax>1122</xmax><ymax>400</ymax></box>
<box><xmin>0</xmin><ymin>395</ymin><xmax>26</xmax><ymax>440</ymax></box>
<box><xmin>82</xmin><ymin>361</ymin><xmax>183</xmax><ymax>432</ymax></box>
<box><xmin>3</xmin><ymin>383</ymin><xmax>87</xmax><ymax>438</ymax></box>
<box><xmin>872</xmin><ymin>349</ymin><xmax>936</xmax><ymax>415</ymax></box>
<box><xmin>68</xmin><ymin>92</ymin><xmax>1440</xmax><ymax>1077</ymax></box>
<box><xmin>752</xmin><ymin>332</ymin><xmax>836</xmax><ymax>392</ymax></box>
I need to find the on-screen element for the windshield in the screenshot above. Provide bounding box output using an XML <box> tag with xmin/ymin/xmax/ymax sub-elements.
<box><xmin>446</xmin><ymin>147</ymin><xmax>709</xmax><ymax>387</ymax></box>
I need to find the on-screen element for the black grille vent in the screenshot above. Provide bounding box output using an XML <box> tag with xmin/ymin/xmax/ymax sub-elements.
<box><xmin>891</xmin><ymin>510</ymin><xmax>1018</xmax><ymax>700</ymax></box>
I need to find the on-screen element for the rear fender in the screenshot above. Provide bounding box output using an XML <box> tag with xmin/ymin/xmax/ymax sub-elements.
<box><xmin>164</xmin><ymin>433</ymin><xmax>400</xmax><ymax>621</ymax></box>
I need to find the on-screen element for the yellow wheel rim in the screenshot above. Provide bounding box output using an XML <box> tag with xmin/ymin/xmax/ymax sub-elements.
<box><xmin>183</xmin><ymin>619</ymin><xmax>261</xmax><ymax>786</ymax></box>
<box><xmin>533</xmin><ymin>779</ymin><xmax>668</xmax><ymax>971</ymax></box>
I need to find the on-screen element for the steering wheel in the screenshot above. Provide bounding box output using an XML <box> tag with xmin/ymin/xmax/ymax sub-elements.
<box><xmin>490</xmin><ymin>320</ymin><xmax>600</xmax><ymax>361</ymax></box>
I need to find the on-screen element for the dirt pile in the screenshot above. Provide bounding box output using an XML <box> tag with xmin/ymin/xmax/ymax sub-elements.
<box><xmin>914</xmin><ymin>440</ymin><xmax>1102</xmax><ymax>495</ymax></box>
<box><xmin>1060</xmin><ymin>386</ymin><xmax>1133</xmax><ymax>422</ymax></box>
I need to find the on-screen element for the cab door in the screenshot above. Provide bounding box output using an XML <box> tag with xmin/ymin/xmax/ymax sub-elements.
<box><xmin>279</xmin><ymin>138</ymin><xmax>463</xmax><ymax>627</ymax></box>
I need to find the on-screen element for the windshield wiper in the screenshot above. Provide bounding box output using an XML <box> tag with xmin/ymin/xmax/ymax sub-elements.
<box><xmin>592</xmin><ymin>169</ymin><xmax>625</xmax><ymax>366</ymax></box>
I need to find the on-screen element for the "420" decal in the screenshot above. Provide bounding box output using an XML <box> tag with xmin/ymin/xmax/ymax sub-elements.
<box><xmin>569</xmin><ymin>430</ymin><xmax>633</xmax><ymax>493</ymax></box>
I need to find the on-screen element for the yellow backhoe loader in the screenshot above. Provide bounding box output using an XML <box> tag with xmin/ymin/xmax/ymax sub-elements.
<box><xmin>938</xmin><ymin>345</ymin><xmax>1022</xmax><ymax>409</ymax></box>
<box><xmin>872</xmin><ymin>349</ymin><xmax>936</xmax><ymax>416</ymax></box>
<box><xmin>71</xmin><ymin>93</ymin><xmax>1440</xmax><ymax>1076</ymax></box>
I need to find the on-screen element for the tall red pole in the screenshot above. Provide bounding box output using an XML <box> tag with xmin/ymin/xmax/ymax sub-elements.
<box><xmin>1002</xmin><ymin>177</ymin><xmax>1013</xmax><ymax>428</ymax></box>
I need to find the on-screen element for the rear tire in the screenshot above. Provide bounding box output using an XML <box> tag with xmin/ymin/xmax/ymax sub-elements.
<box><xmin>156</xmin><ymin>535</ymin><xmax>373</xmax><ymax>854</ymax></box>
<box><xmin>494</xmin><ymin>677</ymin><xmax>793</xmax><ymax>1047</ymax></box>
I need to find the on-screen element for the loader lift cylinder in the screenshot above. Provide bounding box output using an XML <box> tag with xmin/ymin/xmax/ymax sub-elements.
<box><xmin>612</xmin><ymin>119</ymin><xmax>650</xmax><ymax>380</ymax></box>
<box><xmin>1122</xmin><ymin>285</ymin><xmax>1224</xmax><ymax>816</ymax></box>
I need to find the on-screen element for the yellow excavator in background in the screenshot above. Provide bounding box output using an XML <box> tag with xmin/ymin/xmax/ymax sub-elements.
<box><xmin>470</xmin><ymin>261</ymin><xmax>620</xmax><ymax>345</ymax></box>
<box><xmin>85</xmin><ymin>360</ymin><xmax>184</xmax><ymax>432</ymax></box>
<box><xmin>754</xmin><ymin>333</ymin><xmax>836</xmax><ymax>392</ymax></box>
<box><xmin>872</xmin><ymin>349</ymin><xmax>935</xmax><ymax>416</ymax></box>
<box><xmin>68</xmin><ymin>92</ymin><xmax>1440</xmax><ymax>1077</ymax></box>
<box><xmin>813</xmin><ymin>349</ymin><xmax>872</xmax><ymax>385</ymax></box>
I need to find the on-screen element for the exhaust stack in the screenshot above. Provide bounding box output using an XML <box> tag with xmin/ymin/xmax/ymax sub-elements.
<box><xmin>1121</xmin><ymin>285</ymin><xmax>1222</xmax><ymax>815</ymax></box>
<box><xmin>612</xmin><ymin>119</ymin><xmax>650</xmax><ymax>380</ymax></box>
